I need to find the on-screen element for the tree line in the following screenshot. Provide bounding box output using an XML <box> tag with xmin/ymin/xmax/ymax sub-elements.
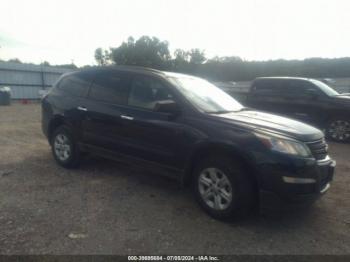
<box><xmin>95</xmin><ymin>36</ymin><xmax>350</xmax><ymax>81</ymax></box>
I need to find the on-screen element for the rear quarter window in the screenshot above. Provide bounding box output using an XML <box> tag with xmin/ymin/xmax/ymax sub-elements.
<box><xmin>58</xmin><ymin>71</ymin><xmax>93</xmax><ymax>97</ymax></box>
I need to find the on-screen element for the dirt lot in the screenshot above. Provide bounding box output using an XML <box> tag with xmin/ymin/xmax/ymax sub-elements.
<box><xmin>0</xmin><ymin>103</ymin><xmax>350</xmax><ymax>255</ymax></box>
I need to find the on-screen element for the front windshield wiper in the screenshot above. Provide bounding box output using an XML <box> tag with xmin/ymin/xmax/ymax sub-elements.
<box><xmin>236</xmin><ymin>107</ymin><xmax>251</xmax><ymax>112</ymax></box>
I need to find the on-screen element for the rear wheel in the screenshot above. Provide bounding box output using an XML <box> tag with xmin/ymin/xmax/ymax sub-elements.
<box><xmin>326</xmin><ymin>118</ymin><xmax>350</xmax><ymax>142</ymax></box>
<box><xmin>193</xmin><ymin>155</ymin><xmax>256</xmax><ymax>220</ymax></box>
<box><xmin>51</xmin><ymin>126</ymin><xmax>81</xmax><ymax>168</ymax></box>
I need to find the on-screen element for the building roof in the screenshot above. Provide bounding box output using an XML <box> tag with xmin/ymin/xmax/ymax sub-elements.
<box><xmin>0</xmin><ymin>61</ymin><xmax>73</xmax><ymax>74</ymax></box>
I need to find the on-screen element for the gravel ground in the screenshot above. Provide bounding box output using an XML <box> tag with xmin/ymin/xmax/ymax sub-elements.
<box><xmin>0</xmin><ymin>103</ymin><xmax>350</xmax><ymax>255</ymax></box>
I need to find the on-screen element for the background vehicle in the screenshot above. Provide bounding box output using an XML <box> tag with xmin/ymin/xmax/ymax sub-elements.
<box><xmin>237</xmin><ymin>77</ymin><xmax>350</xmax><ymax>142</ymax></box>
<box><xmin>42</xmin><ymin>67</ymin><xmax>335</xmax><ymax>219</ymax></box>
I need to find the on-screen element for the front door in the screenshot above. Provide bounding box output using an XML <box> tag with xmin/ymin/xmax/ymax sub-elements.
<box><xmin>279</xmin><ymin>80</ymin><xmax>324</xmax><ymax>126</ymax></box>
<box><xmin>120</xmin><ymin>74</ymin><xmax>188</xmax><ymax>171</ymax></box>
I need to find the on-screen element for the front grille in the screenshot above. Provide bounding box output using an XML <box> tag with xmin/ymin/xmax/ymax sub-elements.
<box><xmin>306</xmin><ymin>138</ymin><xmax>328</xmax><ymax>160</ymax></box>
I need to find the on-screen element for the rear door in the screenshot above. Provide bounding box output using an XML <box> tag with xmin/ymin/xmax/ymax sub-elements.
<box><xmin>52</xmin><ymin>71</ymin><xmax>95</xmax><ymax>138</ymax></box>
<box><xmin>247</xmin><ymin>79</ymin><xmax>288</xmax><ymax>115</ymax></box>
<box><xmin>80</xmin><ymin>69</ymin><xmax>131</xmax><ymax>153</ymax></box>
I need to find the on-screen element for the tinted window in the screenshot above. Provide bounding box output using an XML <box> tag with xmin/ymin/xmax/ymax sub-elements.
<box><xmin>58</xmin><ymin>71</ymin><xmax>92</xmax><ymax>97</ymax></box>
<box><xmin>89</xmin><ymin>71</ymin><xmax>129</xmax><ymax>104</ymax></box>
<box><xmin>254</xmin><ymin>79</ymin><xmax>321</xmax><ymax>98</ymax></box>
<box><xmin>282</xmin><ymin>80</ymin><xmax>319</xmax><ymax>97</ymax></box>
<box><xmin>128</xmin><ymin>75</ymin><xmax>174</xmax><ymax>110</ymax></box>
<box><xmin>253</xmin><ymin>80</ymin><xmax>283</xmax><ymax>95</ymax></box>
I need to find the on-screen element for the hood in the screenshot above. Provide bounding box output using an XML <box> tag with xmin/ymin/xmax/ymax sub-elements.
<box><xmin>212</xmin><ymin>110</ymin><xmax>323</xmax><ymax>142</ymax></box>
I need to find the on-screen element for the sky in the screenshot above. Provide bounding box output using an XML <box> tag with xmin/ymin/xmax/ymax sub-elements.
<box><xmin>0</xmin><ymin>0</ymin><xmax>349</xmax><ymax>66</ymax></box>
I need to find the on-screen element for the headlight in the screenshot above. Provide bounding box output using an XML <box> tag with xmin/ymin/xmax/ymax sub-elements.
<box><xmin>255</xmin><ymin>133</ymin><xmax>311</xmax><ymax>157</ymax></box>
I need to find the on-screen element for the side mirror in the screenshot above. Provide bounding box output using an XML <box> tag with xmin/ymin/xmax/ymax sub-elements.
<box><xmin>154</xmin><ymin>100</ymin><xmax>180</xmax><ymax>115</ymax></box>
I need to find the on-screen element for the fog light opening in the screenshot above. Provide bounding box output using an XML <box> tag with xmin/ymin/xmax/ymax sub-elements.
<box><xmin>282</xmin><ymin>176</ymin><xmax>316</xmax><ymax>184</ymax></box>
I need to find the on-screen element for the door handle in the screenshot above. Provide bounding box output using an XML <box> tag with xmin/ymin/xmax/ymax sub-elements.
<box><xmin>77</xmin><ymin>106</ymin><xmax>88</xmax><ymax>111</ymax></box>
<box><xmin>121</xmin><ymin>115</ymin><xmax>134</xmax><ymax>120</ymax></box>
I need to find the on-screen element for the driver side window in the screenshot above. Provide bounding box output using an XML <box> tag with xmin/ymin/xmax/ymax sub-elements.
<box><xmin>284</xmin><ymin>80</ymin><xmax>320</xmax><ymax>99</ymax></box>
<box><xmin>128</xmin><ymin>75</ymin><xmax>174</xmax><ymax>110</ymax></box>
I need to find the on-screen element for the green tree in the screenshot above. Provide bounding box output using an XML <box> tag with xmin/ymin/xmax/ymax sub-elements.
<box><xmin>95</xmin><ymin>35</ymin><xmax>350</xmax><ymax>82</ymax></box>
<box><xmin>95</xmin><ymin>48</ymin><xmax>108</xmax><ymax>66</ymax></box>
<box><xmin>174</xmin><ymin>49</ymin><xmax>189</xmax><ymax>61</ymax></box>
<box><xmin>55</xmin><ymin>63</ymin><xmax>78</xmax><ymax>69</ymax></box>
<box><xmin>8</xmin><ymin>58</ymin><xmax>22</xmax><ymax>63</ymax></box>
<box><xmin>110</xmin><ymin>36</ymin><xmax>171</xmax><ymax>69</ymax></box>
<box><xmin>172</xmin><ymin>49</ymin><xmax>191</xmax><ymax>72</ymax></box>
<box><xmin>41</xmin><ymin>61</ymin><xmax>50</xmax><ymax>66</ymax></box>
<box><xmin>189</xmin><ymin>49</ymin><xmax>206</xmax><ymax>64</ymax></box>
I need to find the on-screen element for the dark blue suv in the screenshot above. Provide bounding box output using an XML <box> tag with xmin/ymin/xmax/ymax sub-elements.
<box><xmin>41</xmin><ymin>66</ymin><xmax>335</xmax><ymax>219</ymax></box>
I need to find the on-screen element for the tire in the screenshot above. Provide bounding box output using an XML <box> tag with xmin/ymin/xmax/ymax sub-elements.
<box><xmin>326</xmin><ymin>118</ymin><xmax>350</xmax><ymax>143</ymax></box>
<box><xmin>51</xmin><ymin>125</ymin><xmax>81</xmax><ymax>168</ymax></box>
<box><xmin>193</xmin><ymin>155</ymin><xmax>256</xmax><ymax>220</ymax></box>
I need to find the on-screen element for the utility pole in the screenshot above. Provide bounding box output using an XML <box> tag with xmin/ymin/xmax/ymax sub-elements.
<box><xmin>40</xmin><ymin>60</ymin><xmax>45</xmax><ymax>90</ymax></box>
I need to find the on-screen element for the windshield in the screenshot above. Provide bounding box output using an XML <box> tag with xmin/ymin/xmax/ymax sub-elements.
<box><xmin>170</xmin><ymin>76</ymin><xmax>244</xmax><ymax>113</ymax></box>
<box><xmin>311</xmin><ymin>79</ymin><xmax>339</xmax><ymax>96</ymax></box>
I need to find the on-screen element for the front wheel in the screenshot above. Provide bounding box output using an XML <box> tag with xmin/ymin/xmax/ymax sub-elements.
<box><xmin>51</xmin><ymin>126</ymin><xmax>81</xmax><ymax>168</ymax></box>
<box><xmin>326</xmin><ymin>118</ymin><xmax>350</xmax><ymax>142</ymax></box>
<box><xmin>193</xmin><ymin>155</ymin><xmax>256</xmax><ymax>220</ymax></box>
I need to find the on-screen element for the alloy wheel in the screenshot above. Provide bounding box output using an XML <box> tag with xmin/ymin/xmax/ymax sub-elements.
<box><xmin>54</xmin><ymin>133</ymin><xmax>72</xmax><ymax>162</ymax></box>
<box><xmin>328</xmin><ymin>120</ymin><xmax>350</xmax><ymax>141</ymax></box>
<box><xmin>198</xmin><ymin>168</ymin><xmax>233</xmax><ymax>210</ymax></box>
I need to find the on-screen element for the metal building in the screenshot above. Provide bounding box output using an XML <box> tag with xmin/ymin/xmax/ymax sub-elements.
<box><xmin>0</xmin><ymin>61</ymin><xmax>74</xmax><ymax>99</ymax></box>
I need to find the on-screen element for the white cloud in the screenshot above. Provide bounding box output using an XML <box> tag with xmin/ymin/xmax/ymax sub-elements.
<box><xmin>0</xmin><ymin>0</ymin><xmax>349</xmax><ymax>65</ymax></box>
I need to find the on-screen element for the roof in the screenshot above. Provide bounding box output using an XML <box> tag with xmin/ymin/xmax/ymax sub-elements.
<box><xmin>162</xmin><ymin>71</ymin><xmax>196</xmax><ymax>78</ymax></box>
<box><xmin>254</xmin><ymin>76</ymin><xmax>314</xmax><ymax>81</ymax></box>
<box><xmin>73</xmin><ymin>65</ymin><xmax>198</xmax><ymax>79</ymax></box>
<box><xmin>77</xmin><ymin>65</ymin><xmax>165</xmax><ymax>75</ymax></box>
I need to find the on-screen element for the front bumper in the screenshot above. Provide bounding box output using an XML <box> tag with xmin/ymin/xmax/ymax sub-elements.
<box><xmin>257</xmin><ymin>155</ymin><xmax>336</xmax><ymax>208</ymax></box>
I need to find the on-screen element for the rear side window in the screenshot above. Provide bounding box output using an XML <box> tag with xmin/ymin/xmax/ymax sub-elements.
<box><xmin>253</xmin><ymin>79</ymin><xmax>319</xmax><ymax>97</ymax></box>
<box><xmin>58</xmin><ymin>71</ymin><xmax>93</xmax><ymax>97</ymax></box>
<box><xmin>282</xmin><ymin>80</ymin><xmax>305</xmax><ymax>97</ymax></box>
<box><xmin>252</xmin><ymin>80</ymin><xmax>283</xmax><ymax>95</ymax></box>
<box><xmin>88</xmin><ymin>71</ymin><xmax>129</xmax><ymax>104</ymax></box>
<box><xmin>283</xmin><ymin>80</ymin><xmax>318</xmax><ymax>97</ymax></box>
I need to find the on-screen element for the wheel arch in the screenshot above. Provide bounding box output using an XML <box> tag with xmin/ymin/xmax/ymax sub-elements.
<box><xmin>319</xmin><ymin>107</ymin><xmax>349</xmax><ymax>126</ymax></box>
<box><xmin>182</xmin><ymin>142</ymin><xmax>259</xmax><ymax>190</ymax></box>
<box><xmin>48</xmin><ymin>116</ymin><xmax>73</xmax><ymax>144</ymax></box>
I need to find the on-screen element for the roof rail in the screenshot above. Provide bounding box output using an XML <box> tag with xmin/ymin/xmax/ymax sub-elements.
<box><xmin>75</xmin><ymin>65</ymin><xmax>166</xmax><ymax>76</ymax></box>
<box><xmin>105</xmin><ymin>65</ymin><xmax>164</xmax><ymax>74</ymax></box>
